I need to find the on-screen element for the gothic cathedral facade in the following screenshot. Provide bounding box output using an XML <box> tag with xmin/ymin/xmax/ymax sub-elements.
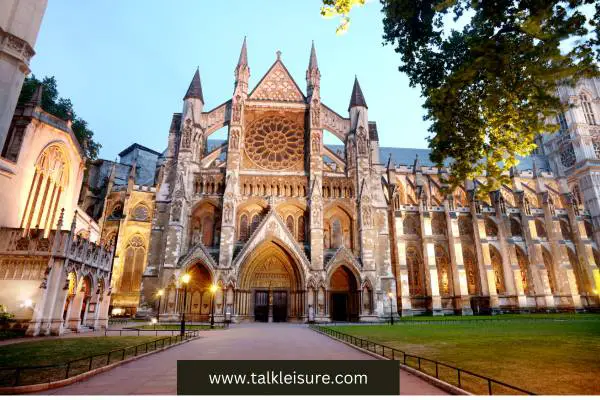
<box><xmin>125</xmin><ymin>41</ymin><xmax>600</xmax><ymax>321</ymax></box>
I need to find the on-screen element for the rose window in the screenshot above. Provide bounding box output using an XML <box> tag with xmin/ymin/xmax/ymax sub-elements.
<box><xmin>245</xmin><ymin>115</ymin><xmax>303</xmax><ymax>170</ymax></box>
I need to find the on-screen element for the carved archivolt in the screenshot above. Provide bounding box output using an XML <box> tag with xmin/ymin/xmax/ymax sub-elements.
<box><xmin>244</xmin><ymin>115</ymin><xmax>304</xmax><ymax>171</ymax></box>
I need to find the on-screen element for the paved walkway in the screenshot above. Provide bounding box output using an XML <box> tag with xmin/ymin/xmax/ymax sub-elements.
<box><xmin>40</xmin><ymin>324</ymin><xmax>446</xmax><ymax>395</ymax></box>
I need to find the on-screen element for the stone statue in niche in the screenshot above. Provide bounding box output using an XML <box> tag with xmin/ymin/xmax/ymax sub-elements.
<box><xmin>232</xmin><ymin>95</ymin><xmax>242</xmax><ymax>123</ymax></box>
<box><xmin>362</xmin><ymin>205</ymin><xmax>372</xmax><ymax>227</ymax></box>
<box><xmin>230</xmin><ymin>129</ymin><xmax>239</xmax><ymax>150</ymax></box>
<box><xmin>311</xmin><ymin>100</ymin><xmax>320</xmax><ymax>126</ymax></box>
<box><xmin>311</xmin><ymin>135</ymin><xmax>320</xmax><ymax>154</ymax></box>
<box><xmin>357</xmin><ymin>127</ymin><xmax>367</xmax><ymax>155</ymax></box>
<box><xmin>171</xmin><ymin>200</ymin><xmax>182</xmax><ymax>222</ymax></box>
<box><xmin>224</xmin><ymin>203</ymin><xmax>233</xmax><ymax>223</ymax></box>
<box><xmin>182</xmin><ymin>119</ymin><xmax>192</xmax><ymax>149</ymax></box>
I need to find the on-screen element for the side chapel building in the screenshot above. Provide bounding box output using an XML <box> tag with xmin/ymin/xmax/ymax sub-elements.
<box><xmin>87</xmin><ymin>40</ymin><xmax>600</xmax><ymax>322</ymax></box>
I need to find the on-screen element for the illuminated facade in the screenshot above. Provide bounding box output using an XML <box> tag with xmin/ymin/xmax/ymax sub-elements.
<box><xmin>0</xmin><ymin>88</ymin><xmax>112</xmax><ymax>335</ymax></box>
<box><xmin>133</xmin><ymin>42</ymin><xmax>600</xmax><ymax>320</ymax></box>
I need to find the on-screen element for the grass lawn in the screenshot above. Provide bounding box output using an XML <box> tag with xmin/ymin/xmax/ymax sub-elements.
<box><xmin>330</xmin><ymin>314</ymin><xmax>600</xmax><ymax>395</ymax></box>
<box><xmin>134</xmin><ymin>324</ymin><xmax>220</xmax><ymax>330</ymax></box>
<box><xmin>0</xmin><ymin>336</ymin><xmax>169</xmax><ymax>386</ymax></box>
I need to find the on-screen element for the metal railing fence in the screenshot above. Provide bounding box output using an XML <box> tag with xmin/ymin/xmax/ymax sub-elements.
<box><xmin>311</xmin><ymin>325</ymin><xmax>535</xmax><ymax>395</ymax></box>
<box><xmin>0</xmin><ymin>330</ymin><xmax>199</xmax><ymax>387</ymax></box>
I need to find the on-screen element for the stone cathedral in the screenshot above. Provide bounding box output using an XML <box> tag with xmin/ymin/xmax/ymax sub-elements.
<box><xmin>88</xmin><ymin>40</ymin><xmax>600</xmax><ymax>323</ymax></box>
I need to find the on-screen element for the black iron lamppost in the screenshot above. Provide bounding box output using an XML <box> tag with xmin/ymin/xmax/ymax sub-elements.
<box><xmin>180</xmin><ymin>274</ymin><xmax>191</xmax><ymax>336</ymax></box>
<box><xmin>210</xmin><ymin>283</ymin><xmax>218</xmax><ymax>329</ymax></box>
<box><xmin>388</xmin><ymin>291</ymin><xmax>394</xmax><ymax>326</ymax></box>
<box><xmin>156</xmin><ymin>289</ymin><xmax>164</xmax><ymax>324</ymax></box>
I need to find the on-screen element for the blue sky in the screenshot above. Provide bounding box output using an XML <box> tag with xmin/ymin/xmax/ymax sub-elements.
<box><xmin>30</xmin><ymin>0</ymin><xmax>430</xmax><ymax>160</ymax></box>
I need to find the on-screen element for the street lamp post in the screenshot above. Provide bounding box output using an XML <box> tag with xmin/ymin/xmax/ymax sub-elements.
<box><xmin>388</xmin><ymin>291</ymin><xmax>394</xmax><ymax>326</ymax></box>
<box><xmin>180</xmin><ymin>274</ymin><xmax>191</xmax><ymax>336</ymax></box>
<box><xmin>156</xmin><ymin>289</ymin><xmax>164</xmax><ymax>324</ymax></box>
<box><xmin>209</xmin><ymin>284</ymin><xmax>218</xmax><ymax>329</ymax></box>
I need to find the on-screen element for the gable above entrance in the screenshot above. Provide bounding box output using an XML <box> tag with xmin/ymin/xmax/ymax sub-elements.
<box><xmin>232</xmin><ymin>208</ymin><xmax>310</xmax><ymax>274</ymax></box>
<box><xmin>249</xmin><ymin>59</ymin><xmax>305</xmax><ymax>103</ymax></box>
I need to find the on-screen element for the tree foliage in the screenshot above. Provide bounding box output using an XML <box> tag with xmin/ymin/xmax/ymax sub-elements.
<box><xmin>321</xmin><ymin>0</ymin><xmax>366</xmax><ymax>34</ymax></box>
<box><xmin>323</xmin><ymin>0</ymin><xmax>600</xmax><ymax>195</ymax></box>
<box><xmin>18</xmin><ymin>75</ymin><xmax>101</xmax><ymax>160</ymax></box>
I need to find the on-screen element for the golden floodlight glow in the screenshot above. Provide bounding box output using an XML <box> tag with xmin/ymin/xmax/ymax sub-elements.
<box><xmin>181</xmin><ymin>273</ymin><xmax>191</xmax><ymax>284</ymax></box>
<box><xmin>387</xmin><ymin>291</ymin><xmax>394</xmax><ymax>299</ymax></box>
<box><xmin>157</xmin><ymin>289</ymin><xmax>164</xmax><ymax>297</ymax></box>
<box><xmin>210</xmin><ymin>284</ymin><xmax>218</xmax><ymax>294</ymax></box>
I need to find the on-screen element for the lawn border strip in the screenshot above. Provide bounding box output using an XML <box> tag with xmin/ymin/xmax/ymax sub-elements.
<box><xmin>309</xmin><ymin>325</ymin><xmax>469</xmax><ymax>395</ymax></box>
<box><xmin>0</xmin><ymin>334</ymin><xmax>201</xmax><ymax>394</ymax></box>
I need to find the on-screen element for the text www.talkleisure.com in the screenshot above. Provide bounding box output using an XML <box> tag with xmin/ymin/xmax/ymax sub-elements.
<box><xmin>208</xmin><ymin>371</ymin><xmax>368</xmax><ymax>386</ymax></box>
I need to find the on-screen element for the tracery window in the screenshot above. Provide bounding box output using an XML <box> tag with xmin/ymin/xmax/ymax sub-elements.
<box><xmin>557</xmin><ymin>112</ymin><xmax>569</xmax><ymax>133</ymax></box>
<box><xmin>559</xmin><ymin>144</ymin><xmax>576</xmax><ymax>168</ymax></box>
<box><xmin>132</xmin><ymin>204</ymin><xmax>150</xmax><ymax>221</ymax></box>
<box><xmin>560</xmin><ymin>219</ymin><xmax>572</xmax><ymax>241</ymax></box>
<box><xmin>406</xmin><ymin>246</ymin><xmax>424</xmax><ymax>296</ymax></box>
<box><xmin>110</xmin><ymin>204</ymin><xmax>123</xmax><ymax>219</ymax></box>
<box><xmin>510</xmin><ymin>218</ymin><xmax>522</xmax><ymax>237</ymax></box>
<box><xmin>244</xmin><ymin>115</ymin><xmax>304</xmax><ymax>171</ymax></box>
<box><xmin>21</xmin><ymin>144</ymin><xmax>69</xmax><ymax>234</ymax></box>
<box><xmin>490</xmin><ymin>246</ymin><xmax>505</xmax><ymax>294</ymax></box>
<box><xmin>593</xmin><ymin>139</ymin><xmax>600</xmax><ymax>159</ymax></box>
<box><xmin>251</xmin><ymin>215</ymin><xmax>260</xmax><ymax>235</ymax></box>
<box><xmin>435</xmin><ymin>245</ymin><xmax>452</xmax><ymax>296</ymax></box>
<box><xmin>580</xmin><ymin>94</ymin><xmax>597</xmax><ymax>125</ymax></box>
<box><xmin>331</xmin><ymin>218</ymin><xmax>343</xmax><ymax>248</ymax></box>
<box><xmin>515</xmin><ymin>247</ymin><xmax>532</xmax><ymax>295</ymax></box>
<box><xmin>535</xmin><ymin>219</ymin><xmax>547</xmax><ymax>239</ymax></box>
<box><xmin>119</xmin><ymin>235</ymin><xmax>146</xmax><ymax>293</ymax></box>
<box><xmin>462</xmin><ymin>248</ymin><xmax>480</xmax><ymax>295</ymax></box>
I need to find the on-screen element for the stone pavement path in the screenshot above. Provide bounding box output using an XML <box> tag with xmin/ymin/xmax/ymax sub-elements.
<box><xmin>41</xmin><ymin>324</ymin><xmax>446</xmax><ymax>395</ymax></box>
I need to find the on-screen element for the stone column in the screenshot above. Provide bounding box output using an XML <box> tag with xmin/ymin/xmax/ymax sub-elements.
<box><xmin>422</xmin><ymin>211</ymin><xmax>442</xmax><ymax>314</ymax></box>
<box><xmin>0</xmin><ymin>0</ymin><xmax>47</xmax><ymax>149</ymax></box>
<box><xmin>393</xmin><ymin>214</ymin><xmax>413</xmax><ymax>315</ymax></box>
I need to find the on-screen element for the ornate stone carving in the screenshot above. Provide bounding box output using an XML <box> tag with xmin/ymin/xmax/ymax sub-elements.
<box><xmin>230</xmin><ymin>128</ymin><xmax>240</xmax><ymax>150</ymax></box>
<box><xmin>171</xmin><ymin>200</ymin><xmax>182</xmax><ymax>222</ymax></box>
<box><xmin>311</xmin><ymin>99</ymin><xmax>321</xmax><ymax>126</ymax></box>
<box><xmin>181</xmin><ymin>119</ymin><xmax>192</xmax><ymax>149</ymax></box>
<box><xmin>224</xmin><ymin>203</ymin><xmax>233</xmax><ymax>223</ymax></box>
<box><xmin>245</xmin><ymin>115</ymin><xmax>304</xmax><ymax>171</ymax></box>
<box><xmin>357</xmin><ymin>126</ymin><xmax>368</xmax><ymax>156</ymax></box>
<box><xmin>232</xmin><ymin>95</ymin><xmax>242</xmax><ymax>123</ymax></box>
<box><xmin>250</xmin><ymin>62</ymin><xmax>304</xmax><ymax>102</ymax></box>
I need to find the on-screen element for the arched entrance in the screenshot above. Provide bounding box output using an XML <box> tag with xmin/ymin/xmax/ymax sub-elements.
<box><xmin>328</xmin><ymin>265</ymin><xmax>359</xmax><ymax>322</ymax></box>
<box><xmin>238</xmin><ymin>240</ymin><xmax>305</xmax><ymax>322</ymax></box>
<box><xmin>183</xmin><ymin>263</ymin><xmax>213</xmax><ymax>322</ymax></box>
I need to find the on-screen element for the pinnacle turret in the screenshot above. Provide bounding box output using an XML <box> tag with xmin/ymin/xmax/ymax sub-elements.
<box><xmin>348</xmin><ymin>76</ymin><xmax>367</xmax><ymax>111</ymax></box>
<box><xmin>237</xmin><ymin>36</ymin><xmax>248</xmax><ymax>68</ymax></box>
<box><xmin>183</xmin><ymin>68</ymin><xmax>204</xmax><ymax>102</ymax></box>
<box><xmin>308</xmin><ymin>41</ymin><xmax>318</xmax><ymax>70</ymax></box>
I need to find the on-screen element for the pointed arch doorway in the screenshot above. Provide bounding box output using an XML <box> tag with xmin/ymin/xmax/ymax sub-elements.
<box><xmin>329</xmin><ymin>265</ymin><xmax>360</xmax><ymax>322</ymax></box>
<box><xmin>237</xmin><ymin>240</ymin><xmax>306</xmax><ymax>322</ymax></box>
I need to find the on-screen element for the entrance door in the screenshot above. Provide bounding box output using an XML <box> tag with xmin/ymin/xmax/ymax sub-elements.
<box><xmin>331</xmin><ymin>293</ymin><xmax>348</xmax><ymax>321</ymax></box>
<box><xmin>254</xmin><ymin>290</ymin><xmax>269</xmax><ymax>322</ymax></box>
<box><xmin>272</xmin><ymin>291</ymin><xmax>288</xmax><ymax>322</ymax></box>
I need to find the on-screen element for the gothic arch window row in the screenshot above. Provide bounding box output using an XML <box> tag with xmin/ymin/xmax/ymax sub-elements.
<box><xmin>194</xmin><ymin>175</ymin><xmax>224</xmax><ymax>195</ymax></box>
<box><xmin>283</xmin><ymin>214</ymin><xmax>306</xmax><ymax>242</ymax></box>
<box><xmin>580</xmin><ymin>92</ymin><xmax>597</xmax><ymax>125</ymax></box>
<box><xmin>20</xmin><ymin>144</ymin><xmax>70</xmax><ymax>234</ymax></box>
<box><xmin>190</xmin><ymin>204</ymin><xmax>221</xmax><ymax>247</ymax></box>
<box><xmin>322</xmin><ymin>178</ymin><xmax>354</xmax><ymax>199</ymax></box>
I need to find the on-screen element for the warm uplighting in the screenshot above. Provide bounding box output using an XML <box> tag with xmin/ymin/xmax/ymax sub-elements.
<box><xmin>150</xmin><ymin>317</ymin><xmax>157</xmax><ymax>324</ymax></box>
<box><xmin>209</xmin><ymin>283</ymin><xmax>218</xmax><ymax>294</ymax></box>
<box><xmin>181</xmin><ymin>273</ymin><xmax>191</xmax><ymax>284</ymax></box>
<box><xmin>21</xmin><ymin>299</ymin><xmax>33</xmax><ymax>308</ymax></box>
<box><xmin>111</xmin><ymin>307</ymin><xmax>124</xmax><ymax>316</ymax></box>
<box><xmin>387</xmin><ymin>291</ymin><xmax>394</xmax><ymax>299</ymax></box>
<box><xmin>157</xmin><ymin>289</ymin><xmax>164</xmax><ymax>297</ymax></box>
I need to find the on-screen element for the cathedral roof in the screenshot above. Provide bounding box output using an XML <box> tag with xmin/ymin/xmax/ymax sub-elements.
<box><xmin>348</xmin><ymin>77</ymin><xmax>367</xmax><ymax>110</ymax></box>
<box><xmin>183</xmin><ymin>68</ymin><xmax>204</xmax><ymax>102</ymax></box>
<box><xmin>249</xmin><ymin>54</ymin><xmax>306</xmax><ymax>102</ymax></box>
<box><xmin>118</xmin><ymin>143</ymin><xmax>162</xmax><ymax>157</ymax></box>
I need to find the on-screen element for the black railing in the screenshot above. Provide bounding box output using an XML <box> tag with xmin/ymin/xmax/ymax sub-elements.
<box><xmin>311</xmin><ymin>325</ymin><xmax>535</xmax><ymax>396</ymax></box>
<box><xmin>0</xmin><ymin>330</ymin><xmax>199</xmax><ymax>387</ymax></box>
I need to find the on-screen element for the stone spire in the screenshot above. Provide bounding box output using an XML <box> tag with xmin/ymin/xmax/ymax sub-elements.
<box><xmin>183</xmin><ymin>68</ymin><xmax>204</xmax><ymax>102</ymax></box>
<box><xmin>348</xmin><ymin>76</ymin><xmax>368</xmax><ymax>111</ymax></box>
<box><xmin>234</xmin><ymin>37</ymin><xmax>250</xmax><ymax>97</ymax></box>
<box><xmin>306</xmin><ymin>41</ymin><xmax>321</xmax><ymax>98</ymax></box>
